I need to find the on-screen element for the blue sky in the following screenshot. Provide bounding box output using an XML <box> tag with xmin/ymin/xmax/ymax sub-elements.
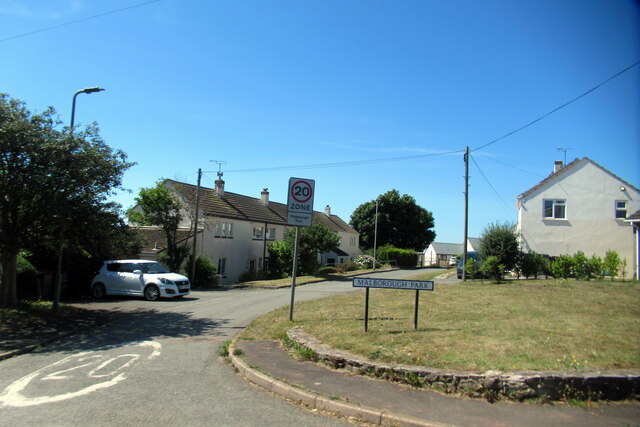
<box><xmin>2</xmin><ymin>0</ymin><xmax>638</xmax><ymax>244</ymax></box>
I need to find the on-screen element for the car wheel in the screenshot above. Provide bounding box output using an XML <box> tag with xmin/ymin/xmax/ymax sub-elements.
<box><xmin>144</xmin><ymin>285</ymin><xmax>160</xmax><ymax>301</ymax></box>
<box><xmin>92</xmin><ymin>283</ymin><xmax>106</xmax><ymax>299</ymax></box>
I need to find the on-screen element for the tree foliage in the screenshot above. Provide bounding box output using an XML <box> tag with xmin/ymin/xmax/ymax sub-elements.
<box><xmin>128</xmin><ymin>181</ymin><xmax>188</xmax><ymax>272</ymax></box>
<box><xmin>478</xmin><ymin>221</ymin><xmax>519</xmax><ymax>271</ymax></box>
<box><xmin>0</xmin><ymin>94</ymin><xmax>133</xmax><ymax>307</ymax></box>
<box><xmin>268</xmin><ymin>221</ymin><xmax>341</xmax><ymax>277</ymax></box>
<box><xmin>349</xmin><ymin>189</ymin><xmax>436</xmax><ymax>251</ymax></box>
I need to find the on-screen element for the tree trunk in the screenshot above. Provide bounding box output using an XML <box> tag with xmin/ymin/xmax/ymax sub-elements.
<box><xmin>0</xmin><ymin>249</ymin><xmax>19</xmax><ymax>308</ymax></box>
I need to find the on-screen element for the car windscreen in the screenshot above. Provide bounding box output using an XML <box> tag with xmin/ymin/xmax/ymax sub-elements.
<box><xmin>136</xmin><ymin>262</ymin><xmax>170</xmax><ymax>274</ymax></box>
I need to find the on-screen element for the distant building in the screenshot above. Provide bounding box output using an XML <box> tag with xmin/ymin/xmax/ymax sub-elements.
<box><xmin>134</xmin><ymin>179</ymin><xmax>361</xmax><ymax>285</ymax></box>
<box><xmin>422</xmin><ymin>238</ymin><xmax>480</xmax><ymax>267</ymax></box>
<box><xmin>516</xmin><ymin>158</ymin><xmax>639</xmax><ymax>279</ymax></box>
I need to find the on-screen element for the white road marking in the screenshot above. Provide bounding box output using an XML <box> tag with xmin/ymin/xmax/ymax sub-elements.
<box><xmin>0</xmin><ymin>340</ymin><xmax>161</xmax><ymax>407</ymax></box>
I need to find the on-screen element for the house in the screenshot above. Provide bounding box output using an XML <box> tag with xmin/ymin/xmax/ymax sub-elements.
<box><xmin>624</xmin><ymin>210</ymin><xmax>640</xmax><ymax>280</ymax></box>
<box><xmin>421</xmin><ymin>238</ymin><xmax>480</xmax><ymax>267</ymax></box>
<box><xmin>137</xmin><ymin>178</ymin><xmax>361</xmax><ymax>285</ymax></box>
<box><xmin>516</xmin><ymin>158</ymin><xmax>639</xmax><ymax>277</ymax></box>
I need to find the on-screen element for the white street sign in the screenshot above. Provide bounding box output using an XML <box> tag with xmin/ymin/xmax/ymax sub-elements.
<box><xmin>287</xmin><ymin>177</ymin><xmax>315</xmax><ymax>227</ymax></box>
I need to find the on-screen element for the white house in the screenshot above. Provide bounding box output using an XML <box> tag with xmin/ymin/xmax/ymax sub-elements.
<box><xmin>422</xmin><ymin>238</ymin><xmax>481</xmax><ymax>267</ymax></box>
<box><xmin>516</xmin><ymin>158</ymin><xmax>639</xmax><ymax>278</ymax></box>
<box><xmin>625</xmin><ymin>210</ymin><xmax>640</xmax><ymax>280</ymax></box>
<box><xmin>142</xmin><ymin>179</ymin><xmax>361</xmax><ymax>285</ymax></box>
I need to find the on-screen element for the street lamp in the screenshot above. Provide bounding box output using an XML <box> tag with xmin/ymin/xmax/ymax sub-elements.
<box><xmin>53</xmin><ymin>86</ymin><xmax>105</xmax><ymax>312</ymax></box>
<box><xmin>70</xmin><ymin>86</ymin><xmax>105</xmax><ymax>129</ymax></box>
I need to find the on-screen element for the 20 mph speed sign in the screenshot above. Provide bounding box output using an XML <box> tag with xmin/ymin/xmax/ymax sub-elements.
<box><xmin>287</xmin><ymin>177</ymin><xmax>315</xmax><ymax>226</ymax></box>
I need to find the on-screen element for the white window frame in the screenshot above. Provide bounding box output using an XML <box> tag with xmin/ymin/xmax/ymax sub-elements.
<box><xmin>543</xmin><ymin>199</ymin><xmax>566</xmax><ymax>219</ymax></box>
<box><xmin>615</xmin><ymin>200</ymin><xmax>627</xmax><ymax>219</ymax></box>
<box><xmin>252</xmin><ymin>226</ymin><xmax>264</xmax><ymax>240</ymax></box>
<box><xmin>217</xmin><ymin>258</ymin><xmax>226</xmax><ymax>276</ymax></box>
<box><xmin>266</xmin><ymin>227</ymin><xmax>276</xmax><ymax>240</ymax></box>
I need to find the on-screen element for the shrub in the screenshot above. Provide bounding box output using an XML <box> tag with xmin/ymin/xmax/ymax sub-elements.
<box><xmin>480</xmin><ymin>256</ymin><xmax>505</xmax><ymax>282</ymax></box>
<box><xmin>338</xmin><ymin>261</ymin><xmax>359</xmax><ymax>272</ymax></box>
<box><xmin>572</xmin><ymin>251</ymin><xmax>593</xmax><ymax>280</ymax></box>
<box><xmin>603</xmin><ymin>250</ymin><xmax>621</xmax><ymax>280</ymax></box>
<box><xmin>318</xmin><ymin>266</ymin><xmax>342</xmax><ymax>275</ymax></box>
<box><xmin>376</xmin><ymin>244</ymin><xmax>418</xmax><ymax>268</ymax></box>
<box><xmin>17</xmin><ymin>253</ymin><xmax>38</xmax><ymax>300</ymax></box>
<box><xmin>590</xmin><ymin>255</ymin><xmax>604</xmax><ymax>280</ymax></box>
<box><xmin>354</xmin><ymin>255</ymin><xmax>375</xmax><ymax>269</ymax></box>
<box><xmin>551</xmin><ymin>255</ymin><xmax>573</xmax><ymax>279</ymax></box>
<box><xmin>185</xmin><ymin>255</ymin><xmax>218</xmax><ymax>287</ymax></box>
<box><xmin>464</xmin><ymin>257</ymin><xmax>477</xmax><ymax>281</ymax></box>
<box><xmin>478</xmin><ymin>221</ymin><xmax>519</xmax><ymax>271</ymax></box>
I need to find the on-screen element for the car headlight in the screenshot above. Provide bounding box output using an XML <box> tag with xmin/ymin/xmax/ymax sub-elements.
<box><xmin>158</xmin><ymin>277</ymin><xmax>174</xmax><ymax>285</ymax></box>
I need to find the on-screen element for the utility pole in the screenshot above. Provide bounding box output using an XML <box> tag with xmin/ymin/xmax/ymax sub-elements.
<box><xmin>373</xmin><ymin>198</ymin><xmax>379</xmax><ymax>271</ymax></box>
<box><xmin>462</xmin><ymin>146</ymin><xmax>469</xmax><ymax>282</ymax></box>
<box><xmin>190</xmin><ymin>168</ymin><xmax>202</xmax><ymax>284</ymax></box>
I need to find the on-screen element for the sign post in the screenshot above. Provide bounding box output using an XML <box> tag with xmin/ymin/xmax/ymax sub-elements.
<box><xmin>287</xmin><ymin>177</ymin><xmax>315</xmax><ymax>321</ymax></box>
<box><xmin>353</xmin><ymin>277</ymin><xmax>434</xmax><ymax>332</ymax></box>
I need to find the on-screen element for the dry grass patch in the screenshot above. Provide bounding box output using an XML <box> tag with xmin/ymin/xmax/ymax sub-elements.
<box><xmin>241</xmin><ymin>279</ymin><xmax>640</xmax><ymax>372</ymax></box>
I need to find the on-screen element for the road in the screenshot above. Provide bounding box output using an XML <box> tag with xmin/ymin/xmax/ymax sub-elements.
<box><xmin>0</xmin><ymin>269</ymin><xmax>429</xmax><ymax>426</ymax></box>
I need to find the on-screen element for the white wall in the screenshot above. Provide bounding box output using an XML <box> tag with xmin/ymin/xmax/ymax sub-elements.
<box><xmin>517</xmin><ymin>161</ymin><xmax>639</xmax><ymax>266</ymax></box>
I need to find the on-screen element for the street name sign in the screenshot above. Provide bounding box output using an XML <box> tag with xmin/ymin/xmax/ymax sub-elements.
<box><xmin>353</xmin><ymin>278</ymin><xmax>434</xmax><ymax>291</ymax></box>
<box><xmin>287</xmin><ymin>177</ymin><xmax>315</xmax><ymax>227</ymax></box>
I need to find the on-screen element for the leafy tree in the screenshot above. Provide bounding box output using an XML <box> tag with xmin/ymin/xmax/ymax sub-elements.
<box><xmin>0</xmin><ymin>94</ymin><xmax>133</xmax><ymax>307</ymax></box>
<box><xmin>478</xmin><ymin>221</ymin><xmax>519</xmax><ymax>271</ymax></box>
<box><xmin>350</xmin><ymin>189</ymin><xmax>436</xmax><ymax>251</ymax></box>
<box><xmin>128</xmin><ymin>181</ymin><xmax>189</xmax><ymax>272</ymax></box>
<box><xmin>464</xmin><ymin>257</ymin><xmax>477</xmax><ymax>281</ymax></box>
<box><xmin>268</xmin><ymin>221</ymin><xmax>341</xmax><ymax>277</ymax></box>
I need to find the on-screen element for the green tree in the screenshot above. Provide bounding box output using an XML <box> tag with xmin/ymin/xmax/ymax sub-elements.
<box><xmin>350</xmin><ymin>189</ymin><xmax>436</xmax><ymax>251</ymax></box>
<box><xmin>480</xmin><ymin>255</ymin><xmax>505</xmax><ymax>282</ymax></box>
<box><xmin>128</xmin><ymin>181</ymin><xmax>188</xmax><ymax>272</ymax></box>
<box><xmin>478</xmin><ymin>221</ymin><xmax>519</xmax><ymax>271</ymax></box>
<box><xmin>268</xmin><ymin>222</ymin><xmax>341</xmax><ymax>277</ymax></box>
<box><xmin>0</xmin><ymin>94</ymin><xmax>133</xmax><ymax>308</ymax></box>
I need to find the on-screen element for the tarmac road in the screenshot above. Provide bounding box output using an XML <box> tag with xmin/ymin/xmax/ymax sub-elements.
<box><xmin>0</xmin><ymin>269</ymin><xmax>426</xmax><ymax>426</ymax></box>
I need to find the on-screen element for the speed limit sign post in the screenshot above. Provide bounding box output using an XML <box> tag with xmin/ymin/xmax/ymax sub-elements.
<box><xmin>287</xmin><ymin>177</ymin><xmax>315</xmax><ymax>321</ymax></box>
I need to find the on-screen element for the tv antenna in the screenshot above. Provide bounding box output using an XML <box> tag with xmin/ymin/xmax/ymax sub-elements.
<box><xmin>210</xmin><ymin>160</ymin><xmax>227</xmax><ymax>179</ymax></box>
<box><xmin>557</xmin><ymin>147</ymin><xmax>572</xmax><ymax>165</ymax></box>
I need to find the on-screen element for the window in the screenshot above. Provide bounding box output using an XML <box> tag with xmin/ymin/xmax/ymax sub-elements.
<box><xmin>616</xmin><ymin>201</ymin><xmax>627</xmax><ymax>219</ymax></box>
<box><xmin>215</xmin><ymin>221</ymin><xmax>233</xmax><ymax>238</ymax></box>
<box><xmin>266</xmin><ymin>227</ymin><xmax>276</xmax><ymax>240</ymax></box>
<box><xmin>217</xmin><ymin>258</ymin><xmax>226</xmax><ymax>276</ymax></box>
<box><xmin>252</xmin><ymin>226</ymin><xmax>263</xmax><ymax>240</ymax></box>
<box><xmin>543</xmin><ymin>199</ymin><xmax>566</xmax><ymax>219</ymax></box>
<box><xmin>349</xmin><ymin>236</ymin><xmax>357</xmax><ymax>246</ymax></box>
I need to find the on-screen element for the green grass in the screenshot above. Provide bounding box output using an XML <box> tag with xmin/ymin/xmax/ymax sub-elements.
<box><xmin>239</xmin><ymin>266</ymin><xmax>393</xmax><ymax>288</ymax></box>
<box><xmin>241</xmin><ymin>279</ymin><xmax>640</xmax><ymax>372</ymax></box>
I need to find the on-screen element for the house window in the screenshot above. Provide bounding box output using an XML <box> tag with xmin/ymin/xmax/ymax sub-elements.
<box><xmin>252</xmin><ymin>226</ymin><xmax>264</xmax><ymax>240</ymax></box>
<box><xmin>349</xmin><ymin>236</ymin><xmax>356</xmax><ymax>246</ymax></box>
<box><xmin>215</xmin><ymin>222</ymin><xmax>233</xmax><ymax>238</ymax></box>
<box><xmin>615</xmin><ymin>201</ymin><xmax>627</xmax><ymax>219</ymax></box>
<box><xmin>266</xmin><ymin>227</ymin><xmax>276</xmax><ymax>240</ymax></box>
<box><xmin>543</xmin><ymin>199</ymin><xmax>566</xmax><ymax>219</ymax></box>
<box><xmin>217</xmin><ymin>258</ymin><xmax>226</xmax><ymax>276</ymax></box>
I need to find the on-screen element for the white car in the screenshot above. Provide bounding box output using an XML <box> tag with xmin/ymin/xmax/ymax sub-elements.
<box><xmin>91</xmin><ymin>260</ymin><xmax>190</xmax><ymax>301</ymax></box>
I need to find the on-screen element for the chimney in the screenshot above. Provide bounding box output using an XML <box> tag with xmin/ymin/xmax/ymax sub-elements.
<box><xmin>324</xmin><ymin>205</ymin><xmax>331</xmax><ymax>216</ymax></box>
<box><xmin>554</xmin><ymin>161</ymin><xmax>563</xmax><ymax>173</ymax></box>
<box><xmin>215</xmin><ymin>179</ymin><xmax>225</xmax><ymax>197</ymax></box>
<box><xmin>261</xmin><ymin>188</ymin><xmax>269</xmax><ymax>206</ymax></box>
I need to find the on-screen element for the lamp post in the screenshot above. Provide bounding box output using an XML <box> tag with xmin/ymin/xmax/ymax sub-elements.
<box><xmin>53</xmin><ymin>86</ymin><xmax>105</xmax><ymax>312</ymax></box>
<box><xmin>71</xmin><ymin>86</ymin><xmax>105</xmax><ymax>130</ymax></box>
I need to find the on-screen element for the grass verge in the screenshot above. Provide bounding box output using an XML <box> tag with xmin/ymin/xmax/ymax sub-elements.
<box><xmin>241</xmin><ymin>278</ymin><xmax>640</xmax><ymax>372</ymax></box>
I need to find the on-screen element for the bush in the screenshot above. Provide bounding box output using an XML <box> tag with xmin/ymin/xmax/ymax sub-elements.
<box><xmin>517</xmin><ymin>252</ymin><xmax>550</xmax><ymax>279</ymax></box>
<box><xmin>551</xmin><ymin>255</ymin><xmax>574</xmax><ymax>279</ymax></box>
<box><xmin>590</xmin><ymin>254</ymin><xmax>604</xmax><ymax>280</ymax></box>
<box><xmin>17</xmin><ymin>253</ymin><xmax>38</xmax><ymax>300</ymax></box>
<box><xmin>376</xmin><ymin>244</ymin><xmax>418</xmax><ymax>268</ymax></box>
<box><xmin>478</xmin><ymin>221</ymin><xmax>519</xmax><ymax>271</ymax></box>
<box><xmin>185</xmin><ymin>255</ymin><xmax>218</xmax><ymax>288</ymax></box>
<box><xmin>354</xmin><ymin>255</ymin><xmax>375</xmax><ymax>269</ymax></box>
<box><xmin>338</xmin><ymin>261</ymin><xmax>359</xmax><ymax>272</ymax></box>
<box><xmin>603</xmin><ymin>250</ymin><xmax>621</xmax><ymax>280</ymax></box>
<box><xmin>318</xmin><ymin>266</ymin><xmax>342</xmax><ymax>275</ymax></box>
<box><xmin>480</xmin><ymin>256</ymin><xmax>505</xmax><ymax>282</ymax></box>
<box><xmin>237</xmin><ymin>270</ymin><xmax>265</xmax><ymax>283</ymax></box>
<box><xmin>464</xmin><ymin>257</ymin><xmax>477</xmax><ymax>281</ymax></box>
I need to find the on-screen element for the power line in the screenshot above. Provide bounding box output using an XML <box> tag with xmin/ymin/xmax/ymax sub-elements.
<box><xmin>470</xmin><ymin>154</ymin><xmax>514</xmax><ymax>215</ymax></box>
<box><xmin>0</xmin><ymin>0</ymin><xmax>161</xmax><ymax>43</ymax></box>
<box><xmin>225</xmin><ymin>149</ymin><xmax>464</xmax><ymax>173</ymax></box>
<box><xmin>471</xmin><ymin>60</ymin><xmax>640</xmax><ymax>152</ymax></box>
